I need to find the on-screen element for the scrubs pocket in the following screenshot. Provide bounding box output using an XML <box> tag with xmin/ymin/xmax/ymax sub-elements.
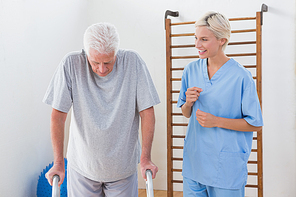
<box><xmin>216</xmin><ymin>151</ymin><xmax>248</xmax><ymax>189</ymax></box>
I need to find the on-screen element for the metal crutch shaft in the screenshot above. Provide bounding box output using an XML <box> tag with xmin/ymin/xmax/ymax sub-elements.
<box><xmin>145</xmin><ymin>169</ymin><xmax>154</xmax><ymax>197</ymax></box>
<box><xmin>52</xmin><ymin>175</ymin><xmax>60</xmax><ymax>197</ymax></box>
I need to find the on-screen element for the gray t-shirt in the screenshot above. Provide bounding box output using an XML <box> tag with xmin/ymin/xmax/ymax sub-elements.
<box><xmin>43</xmin><ymin>49</ymin><xmax>160</xmax><ymax>182</ymax></box>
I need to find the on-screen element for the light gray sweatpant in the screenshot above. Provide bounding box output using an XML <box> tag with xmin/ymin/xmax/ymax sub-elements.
<box><xmin>67</xmin><ymin>166</ymin><xmax>138</xmax><ymax>197</ymax></box>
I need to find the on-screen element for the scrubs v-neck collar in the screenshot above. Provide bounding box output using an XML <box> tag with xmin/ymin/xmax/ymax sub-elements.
<box><xmin>203</xmin><ymin>58</ymin><xmax>234</xmax><ymax>86</ymax></box>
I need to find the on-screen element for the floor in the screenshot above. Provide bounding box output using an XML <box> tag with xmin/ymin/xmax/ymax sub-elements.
<box><xmin>138</xmin><ymin>189</ymin><xmax>183</xmax><ymax>197</ymax></box>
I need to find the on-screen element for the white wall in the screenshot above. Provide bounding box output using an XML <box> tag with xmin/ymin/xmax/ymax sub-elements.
<box><xmin>262</xmin><ymin>1</ymin><xmax>296</xmax><ymax>197</ymax></box>
<box><xmin>0</xmin><ymin>0</ymin><xmax>88</xmax><ymax>196</ymax></box>
<box><xmin>1</xmin><ymin>0</ymin><xmax>295</xmax><ymax>196</ymax></box>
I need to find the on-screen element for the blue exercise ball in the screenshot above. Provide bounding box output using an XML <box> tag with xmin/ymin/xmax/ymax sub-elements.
<box><xmin>37</xmin><ymin>158</ymin><xmax>67</xmax><ymax>197</ymax></box>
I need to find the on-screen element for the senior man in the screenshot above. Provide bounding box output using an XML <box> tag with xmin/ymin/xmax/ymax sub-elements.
<box><xmin>43</xmin><ymin>22</ymin><xmax>160</xmax><ymax>196</ymax></box>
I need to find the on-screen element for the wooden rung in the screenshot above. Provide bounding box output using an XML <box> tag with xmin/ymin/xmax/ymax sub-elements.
<box><xmin>170</xmin><ymin>17</ymin><xmax>256</xmax><ymax>27</ymax></box>
<box><xmin>172</xmin><ymin>113</ymin><xmax>183</xmax><ymax>116</ymax></box>
<box><xmin>251</xmin><ymin>149</ymin><xmax>257</xmax><ymax>152</ymax></box>
<box><xmin>170</xmin><ymin>29</ymin><xmax>255</xmax><ymax>37</ymax></box>
<box><xmin>171</xmin><ymin>66</ymin><xmax>256</xmax><ymax>72</ymax></box>
<box><xmin>171</xmin><ymin>44</ymin><xmax>195</xmax><ymax>48</ymax></box>
<box><xmin>172</xmin><ymin>55</ymin><xmax>199</xmax><ymax>59</ymax></box>
<box><xmin>171</xmin><ymin>67</ymin><xmax>184</xmax><ymax>70</ymax></box>
<box><xmin>172</xmin><ymin>77</ymin><xmax>257</xmax><ymax>82</ymax></box>
<box><xmin>229</xmin><ymin>17</ymin><xmax>256</xmax><ymax>21</ymax></box>
<box><xmin>228</xmin><ymin>41</ymin><xmax>256</xmax><ymax>45</ymax></box>
<box><xmin>172</xmin><ymin>123</ymin><xmax>188</xmax><ymax>126</ymax></box>
<box><xmin>228</xmin><ymin>53</ymin><xmax>256</xmax><ymax>57</ymax></box>
<box><xmin>245</xmin><ymin>184</ymin><xmax>259</xmax><ymax>188</ymax></box>
<box><xmin>171</xmin><ymin>21</ymin><xmax>195</xmax><ymax>26</ymax></box>
<box><xmin>171</xmin><ymin>135</ymin><xmax>255</xmax><ymax>140</ymax></box>
<box><xmin>171</xmin><ymin>41</ymin><xmax>256</xmax><ymax>48</ymax></box>
<box><xmin>172</xmin><ymin>169</ymin><xmax>182</xmax><ymax>172</ymax></box>
<box><xmin>173</xmin><ymin>171</ymin><xmax>257</xmax><ymax>176</ymax></box>
<box><xmin>244</xmin><ymin>65</ymin><xmax>257</xmax><ymax>68</ymax></box>
<box><xmin>171</xmin><ymin>65</ymin><xmax>256</xmax><ymax>70</ymax></box>
<box><xmin>172</xmin><ymin>167</ymin><xmax>258</xmax><ymax>174</ymax></box>
<box><xmin>232</xmin><ymin>29</ymin><xmax>256</xmax><ymax>33</ymax></box>
<box><xmin>172</xmin><ymin>146</ymin><xmax>184</xmax><ymax>149</ymax></box>
<box><xmin>172</xmin><ymin>157</ymin><xmax>183</xmax><ymax>161</ymax></box>
<box><xmin>172</xmin><ymin>180</ymin><xmax>183</xmax><ymax>184</ymax></box>
<box><xmin>171</xmin><ymin>53</ymin><xmax>256</xmax><ymax>59</ymax></box>
<box><xmin>172</xmin><ymin>135</ymin><xmax>185</xmax><ymax>138</ymax></box>
<box><xmin>171</xmin><ymin>78</ymin><xmax>181</xmax><ymax>81</ymax></box>
<box><xmin>253</xmin><ymin>137</ymin><xmax>257</xmax><ymax>140</ymax></box>
<box><xmin>248</xmin><ymin>160</ymin><xmax>258</xmax><ymax>164</ymax></box>
<box><xmin>171</xmin><ymin>90</ymin><xmax>180</xmax><ymax>93</ymax></box>
<box><xmin>171</xmin><ymin>33</ymin><xmax>194</xmax><ymax>37</ymax></box>
<box><xmin>171</xmin><ymin>101</ymin><xmax>178</xmax><ymax>104</ymax></box>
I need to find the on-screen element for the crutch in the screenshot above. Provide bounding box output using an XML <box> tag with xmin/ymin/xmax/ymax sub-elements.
<box><xmin>52</xmin><ymin>175</ymin><xmax>60</xmax><ymax>197</ymax></box>
<box><xmin>145</xmin><ymin>169</ymin><xmax>154</xmax><ymax>197</ymax></box>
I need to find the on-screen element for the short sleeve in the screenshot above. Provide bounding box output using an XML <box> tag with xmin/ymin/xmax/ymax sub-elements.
<box><xmin>42</xmin><ymin>57</ymin><xmax>73</xmax><ymax>113</ymax></box>
<box><xmin>177</xmin><ymin>67</ymin><xmax>188</xmax><ymax>108</ymax></box>
<box><xmin>136</xmin><ymin>56</ymin><xmax>160</xmax><ymax>112</ymax></box>
<box><xmin>242</xmin><ymin>81</ymin><xmax>263</xmax><ymax>127</ymax></box>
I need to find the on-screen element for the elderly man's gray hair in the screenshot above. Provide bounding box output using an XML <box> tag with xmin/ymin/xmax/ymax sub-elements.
<box><xmin>83</xmin><ymin>22</ymin><xmax>120</xmax><ymax>55</ymax></box>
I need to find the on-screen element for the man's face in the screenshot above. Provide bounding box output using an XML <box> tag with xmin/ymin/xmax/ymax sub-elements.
<box><xmin>87</xmin><ymin>48</ymin><xmax>116</xmax><ymax>77</ymax></box>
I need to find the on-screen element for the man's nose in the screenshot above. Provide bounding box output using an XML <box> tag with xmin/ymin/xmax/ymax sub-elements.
<box><xmin>98</xmin><ymin>64</ymin><xmax>107</xmax><ymax>73</ymax></box>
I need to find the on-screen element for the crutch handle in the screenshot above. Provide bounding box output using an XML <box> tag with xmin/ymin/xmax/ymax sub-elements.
<box><xmin>52</xmin><ymin>175</ymin><xmax>60</xmax><ymax>197</ymax></box>
<box><xmin>145</xmin><ymin>170</ymin><xmax>154</xmax><ymax>197</ymax></box>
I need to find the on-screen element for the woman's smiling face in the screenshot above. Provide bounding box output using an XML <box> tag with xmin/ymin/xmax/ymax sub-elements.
<box><xmin>194</xmin><ymin>26</ymin><xmax>225</xmax><ymax>59</ymax></box>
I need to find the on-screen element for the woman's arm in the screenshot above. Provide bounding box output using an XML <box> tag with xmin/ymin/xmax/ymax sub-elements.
<box><xmin>181</xmin><ymin>87</ymin><xmax>203</xmax><ymax>118</ymax></box>
<box><xmin>181</xmin><ymin>102</ymin><xmax>193</xmax><ymax>118</ymax></box>
<box><xmin>196</xmin><ymin>109</ymin><xmax>262</xmax><ymax>132</ymax></box>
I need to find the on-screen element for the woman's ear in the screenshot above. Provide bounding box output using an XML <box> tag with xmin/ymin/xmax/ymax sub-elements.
<box><xmin>220</xmin><ymin>38</ymin><xmax>227</xmax><ymax>46</ymax></box>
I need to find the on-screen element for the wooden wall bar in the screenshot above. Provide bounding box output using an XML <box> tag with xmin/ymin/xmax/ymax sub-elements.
<box><xmin>166</xmin><ymin>11</ymin><xmax>263</xmax><ymax>197</ymax></box>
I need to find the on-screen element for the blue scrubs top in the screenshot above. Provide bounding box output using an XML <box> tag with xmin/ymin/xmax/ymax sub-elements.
<box><xmin>177</xmin><ymin>58</ymin><xmax>263</xmax><ymax>189</ymax></box>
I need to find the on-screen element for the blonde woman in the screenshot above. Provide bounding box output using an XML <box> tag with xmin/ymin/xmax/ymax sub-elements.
<box><xmin>177</xmin><ymin>12</ymin><xmax>263</xmax><ymax>197</ymax></box>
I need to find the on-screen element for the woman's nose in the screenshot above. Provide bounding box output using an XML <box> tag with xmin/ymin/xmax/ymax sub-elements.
<box><xmin>195</xmin><ymin>40</ymin><xmax>201</xmax><ymax>48</ymax></box>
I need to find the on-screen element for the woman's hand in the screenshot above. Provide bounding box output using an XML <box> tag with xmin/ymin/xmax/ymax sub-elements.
<box><xmin>185</xmin><ymin>87</ymin><xmax>203</xmax><ymax>107</ymax></box>
<box><xmin>196</xmin><ymin>109</ymin><xmax>218</xmax><ymax>128</ymax></box>
<box><xmin>181</xmin><ymin>87</ymin><xmax>203</xmax><ymax>118</ymax></box>
<box><xmin>196</xmin><ymin>109</ymin><xmax>262</xmax><ymax>132</ymax></box>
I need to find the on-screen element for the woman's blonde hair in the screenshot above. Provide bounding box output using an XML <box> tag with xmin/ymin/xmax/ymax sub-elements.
<box><xmin>195</xmin><ymin>11</ymin><xmax>231</xmax><ymax>51</ymax></box>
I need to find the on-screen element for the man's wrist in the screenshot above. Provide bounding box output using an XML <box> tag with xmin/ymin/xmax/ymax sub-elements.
<box><xmin>140</xmin><ymin>155</ymin><xmax>151</xmax><ymax>162</ymax></box>
<box><xmin>54</xmin><ymin>158</ymin><xmax>65</xmax><ymax>165</ymax></box>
